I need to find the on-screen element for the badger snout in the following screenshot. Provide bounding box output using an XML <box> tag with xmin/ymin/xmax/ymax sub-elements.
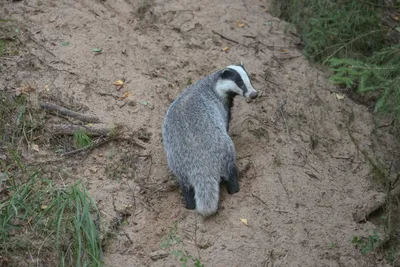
<box><xmin>249</xmin><ymin>91</ymin><xmax>258</xmax><ymax>99</ymax></box>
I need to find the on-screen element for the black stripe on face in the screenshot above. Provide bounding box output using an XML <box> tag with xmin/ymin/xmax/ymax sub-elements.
<box><xmin>221</xmin><ymin>68</ymin><xmax>248</xmax><ymax>95</ymax></box>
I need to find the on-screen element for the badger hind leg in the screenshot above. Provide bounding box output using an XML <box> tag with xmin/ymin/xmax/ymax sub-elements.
<box><xmin>222</xmin><ymin>164</ymin><xmax>239</xmax><ymax>195</ymax></box>
<box><xmin>181</xmin><ymin>185</ymin><xmax>196</xmax><ymax>210</ymax></box>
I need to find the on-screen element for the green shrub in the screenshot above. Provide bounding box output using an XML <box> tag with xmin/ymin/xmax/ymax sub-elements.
<box><xmin>269</xmin><ymin>0</ymin><xmax>400</xmax><ymax>123</ymax></box>
<box><xmin>328</xmin><ymin>45</ymin><xmax>400</xmax><ymax>118</ymax></box>
<box><xmin>270</xmin><ymin>0</ymin><xmax>390</xmax><ymax>61</ymax></box>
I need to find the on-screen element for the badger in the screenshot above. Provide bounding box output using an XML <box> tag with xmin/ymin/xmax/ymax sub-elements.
<box><xmin>162</xmin><ymin>63</ymin><xmax>258</xmax><ymax>217</ymax></box>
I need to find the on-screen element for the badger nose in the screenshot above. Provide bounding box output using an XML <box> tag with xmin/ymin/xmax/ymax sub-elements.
<box><xmin>249</xmin><ymin>91</ymin><xmax>258</xmax><ymax>99</ymax></box>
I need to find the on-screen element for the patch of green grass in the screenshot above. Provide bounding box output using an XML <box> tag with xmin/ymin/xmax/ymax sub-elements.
<box><xmin>161</xmin><ymin>221</ymin><xmax>204</xmax><ymax>267</ymax></box>
<box><xmin>0</xmin><ymin>39</ymin><xmax>4</xmax><ymax>56</ymax></box>
<box><xmin>273</xmin><ymin>154</ymin><xmax>282</xmax><ymax>167</ymax></box>
<box><xmin>351</xmin><ymin>230</ymin><xmax>381</xmax><ymax>256</ymax></box>
<box><xmin>73</xmin><ymin>129</ymin><xmax>93</xmax><ymax>149</ymax></box>
<box><xmin>0</xmin><ymin>157</ymin><xmax>103</xmax><ymax>266</ymax></box>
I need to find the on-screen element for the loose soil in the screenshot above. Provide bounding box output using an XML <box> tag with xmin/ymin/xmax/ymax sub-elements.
<box><xmin>1</xmin><ymin>0</ymin><xmax>399</xmax><ymax>266</ymax></box>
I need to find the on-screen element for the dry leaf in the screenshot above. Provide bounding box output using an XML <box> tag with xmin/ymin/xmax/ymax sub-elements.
<box><xmin>236</xmin><ymin>21</ymin><xmax>245</xmax><ymax>27</ymax></box>
<box><xmin>87</xmin><ymin>123</ymin><xmax>93</xmax><ymax>127</ymax></box>
<box><xmin>31</xmin><ymin>144</ymin><xmax>39</xmax><ymax>152</ymax></box>
<box><xmin>335</xmin><ymin>93</ymin><xmax>345</xmax><ymax>100</ymax></box>
<box><xmin>240</xmin><ymin>218</ymin><xmax>248</xmax><ymax>226</ymax></box>
<box><xmin>120</xmin><ymin>92</ymin><xmax>132</xmax><ymax>100</ymax></box>
<box><xmin>279</xmin><ymin>49</ymin><xmax>288</xmax><ymax>53</ymax></box>
<box><xmin>394</xmin><ymin>15</ymin><xmax>399</xmax><ymax>21</ymax></box>
<box><xmin>41</xmin><ymin>205</ymin><xmax>47</xmax><ymax>210</ymax></box>
<box><xmin>113</xmin><ymin>80</ymin><xmax>124</xmax><ymax>86</ymax></box>
<box><xmin>15</xmin><ymin>85</ymin><xmax>35</xmax><ymax>96</ymax></box>
<box><xmin>44</xmin><ymin>84</ymin><xmax>49</xmax><ymax>91</ymax></box>
<box><xmin>264</xmin><ymin>7</ymin><xmax>268</xmax><ymax>12</ymax></box>
<box><xmin>89</xmin><ymin>167</ymin><xmax>98</xmax><ymax>173</ymax></box>
<box><xmin>222</xmin><ymin>47</ymin><xmax>230</xmax><ymax>52</ymax></box>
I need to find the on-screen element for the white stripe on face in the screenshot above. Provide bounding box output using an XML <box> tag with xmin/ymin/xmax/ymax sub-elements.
<box><xmin>215</xmin><ymin>79</ymin><xmax>243</xmax><ymax>98</ymax></box>
<box><xmin>226</xmin><ymin>65</ymin><xmax>257</xmax><ymax>98</ymax></box>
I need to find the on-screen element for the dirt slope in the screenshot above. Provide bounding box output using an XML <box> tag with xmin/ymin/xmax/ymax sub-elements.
<box><xmin>1</xmin><ymin>0</ymin><xmax>399</xmax><ymax>266</ymax></box>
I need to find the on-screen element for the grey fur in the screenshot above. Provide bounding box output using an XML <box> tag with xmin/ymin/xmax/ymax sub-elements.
<box><xmin>162</xmin><ymin>64</ymin><xmax>257</xmax><ymax>217</ymax></box>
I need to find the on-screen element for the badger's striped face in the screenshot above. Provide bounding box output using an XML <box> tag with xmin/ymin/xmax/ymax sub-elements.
<box><xmin>216</xmin><ymin>63</ymin><xmax>258</xmax><ymax>100</ymax></box>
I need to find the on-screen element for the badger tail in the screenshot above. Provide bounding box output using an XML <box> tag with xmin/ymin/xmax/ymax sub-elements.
<box><xmin>194</xmin><ymin>178</ymin><xmax>220</xmax><ymax>217</ymax></box>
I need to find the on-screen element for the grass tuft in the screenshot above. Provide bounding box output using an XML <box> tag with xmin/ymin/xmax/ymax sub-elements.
<box><xmin>160</xmin><ymin>221</ymin><xmax>205</xmax><ymax>267</ymax></box>
<box><xmin>0</xmin><ymin>158</ymin><xmax>103</xmax><ymax>266</ymax></box>
<box><xmin>73</xmin><ymin>128</ymin><xmax>93</xmax><ymax>149</ymax></box>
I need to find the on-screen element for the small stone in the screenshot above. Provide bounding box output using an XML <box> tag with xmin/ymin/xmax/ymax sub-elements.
<box><xmin>49</xmin><ymin>15</ymin><xmax>58</xmax><ymax>23</ymax></box>
<box><xmin>149</xmin><ymin>250</ymin><xmax>169</xmax><ymax>261</ymax></box>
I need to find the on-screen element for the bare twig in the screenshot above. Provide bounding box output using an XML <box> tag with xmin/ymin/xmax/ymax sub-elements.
<box><xmin>273</xmin><ymin>210</ymin><xmax>290</xmax><ymax>214</ymax></box>
<box><xmin>278</xmin><ymin>100</ymin><xmax>290</xmax><ymax>136</ymax></box>
<box><xmin>37</xmin><ymin>231</ymin><xmax>55</xmax><ymax>267</ymax></box>
<box><xmin>277</xmin><ymin>172</ymin><xmax>290</xmax><ymax>199</ymax></box>
<box><xmin>251</xmin><ymin>40</ymin><xmax>294</xmax><ymax>50</ymax></box>
<box><xmin>265</xmin><ymin>79</ymin><xmax>280</xmax><ymax>88</ymax></box>
<box><xmin>237</xmin><ymin>154</ymin><xmax>252</xmax><ymax>160</ymax></box>
<box><xmin>243</xmin><ymin>35</ymin><xmax>257</xmax><ymax>39</ymax></box>
<box><xmin>212</xmin><ymin>30</ymin><xmax>248</xmax><ymax>47</ymax></box>
<box><xmin>61</xmin><ymin>137</ymin><xmax>111</xmax><ymax>157</ymax></box>
<box><xmin>277</xmin><ymin>250</ymin><xmax>290</xmax><ymax>267</ymax></box>
<box><xmin>40</xmin><ymin>102</ymin><xmax>100</xmax><ymax>123</ymax></box>
<box><xmin>252</xmin><ymin>194</ymin><xmax>269</xmax><ymax>207</ymax></box>
<box><xmin>146</xmin><ymin>154</ymin><xmax>153</xmax><ymax>183</ymax></box>
<box><xmin>99</xmin><ymin>92</ymin><xmax>120</xmax><ymax>100</ymax></box>
<box><xmin>305</xmin><ymin>172</ymin><xmax>320</xmax><ymax>180</ymax></box>
<box><xmin>25</xmin><ymin>32</ymin><xmax>57</xmax><ymax>58</ymax></box>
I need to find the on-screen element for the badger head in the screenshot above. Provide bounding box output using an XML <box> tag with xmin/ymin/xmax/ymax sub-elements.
<box><xmin>216</xmin><ymin>63</ymin><xmax>258</xmax><ymax>100</ymax></box>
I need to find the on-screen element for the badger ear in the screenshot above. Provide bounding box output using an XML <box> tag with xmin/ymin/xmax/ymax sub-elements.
<box><xmin>221</xmin><ymin>68</ymin><xmax>235</xmax><ymax>80</ymax></box>
<box><xmin>239</xmin><ymin>62</ymin><xmax>244</xmax><ymax>67</ymax></box>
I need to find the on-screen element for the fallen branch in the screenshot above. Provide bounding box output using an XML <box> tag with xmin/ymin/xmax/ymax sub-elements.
<box><xmin>47</xmin><ymin>123</ymin><xmax>115</xmax><ymax>137</ymax></box>
<box><xmin>40</xmin><ymin>102</ymin><xmax>100</xmax><ymax>123</ymax></box>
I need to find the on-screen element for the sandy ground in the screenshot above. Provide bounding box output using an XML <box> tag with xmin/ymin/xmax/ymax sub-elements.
<box><xmin>1</xmin><ymin>0</ymin><xmax>400</xmax><ymax>266</ymax></box>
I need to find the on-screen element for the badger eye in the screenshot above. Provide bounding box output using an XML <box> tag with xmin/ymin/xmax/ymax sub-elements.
<box><xmin>236</xmin><ymin>80</ymin><xmax>244</xmax><ymax>88</ymax></box>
